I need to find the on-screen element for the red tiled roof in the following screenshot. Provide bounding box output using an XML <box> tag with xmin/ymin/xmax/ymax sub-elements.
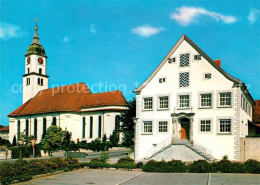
<box><xmin>9</xmin><ymin>83</ymin><xmax>127</xmax><ymax>117</ymax></box>
<box><xmin>253</xmin><ymin>100</ymin><xmax>260</xmax><ymax>123</ymax></box>
<box><xmin>0</xmin><ymin>126</ymin><xmax>9</xmax><ymax>132</ymax></box>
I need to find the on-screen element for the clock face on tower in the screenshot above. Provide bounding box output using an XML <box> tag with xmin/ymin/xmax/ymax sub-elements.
<box><xmin>38</xmin><ymin>57</ymin><xmax>44</xmax><ymax>64</ymax></box>
<box><xmin>27</xmin><ymin>57</ymin><xmax>31</xmax><ymax>64</ymax></box>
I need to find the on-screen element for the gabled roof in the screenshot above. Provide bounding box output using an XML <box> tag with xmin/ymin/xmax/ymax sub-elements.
<box><xmin>9</xmin><ymin>83</ymin><xmax>127</xmax><ymax>117</ymax></box>
<box><xmin>134</xmin><ymin>34</ymin><xmax>255</xmax><ymax>105</ymax></box>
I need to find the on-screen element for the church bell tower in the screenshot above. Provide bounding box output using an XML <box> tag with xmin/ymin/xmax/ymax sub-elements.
<box><xmin>23</xmin><ymin>19</ymin><xmax>49</xmax><ymax>103</ymax></box>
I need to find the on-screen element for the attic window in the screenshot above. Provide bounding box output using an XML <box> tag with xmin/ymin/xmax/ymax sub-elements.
<box><xmin>159</xmin><ymin>77</ymin><xmax>166</xmax><ymax>83</ymax></box>
<box><xmin>180</xmin><ymin>53</ymin><xmax>189</xmax><ymax>67</ymax></box>
<box><xmin>194</xmin><ymin>55</ymin><xmax>201</xmax><ymax>60</ymax></box>
<box><xmin>204</xmin><ymin>73</ymin><xmax>211</xmax><ymax>79</ymax></box>
<box><xmin>168</xmin><ymin>57</ymin><xmax>175</xmax><ymax>63</ymax></box>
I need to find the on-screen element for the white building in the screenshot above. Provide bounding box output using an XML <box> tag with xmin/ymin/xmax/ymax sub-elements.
<box><xmin>134</xmin><ymin>35</ymin><xmax>255</xmax><ymax>161</ymax></box>
<box><xmin>8</xmin><ymin>24</ymin><xmax>128</xmax><ymax>143</ymax></box>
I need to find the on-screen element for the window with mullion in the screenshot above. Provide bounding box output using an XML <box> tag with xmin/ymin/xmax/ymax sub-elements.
<box><xmin>219</xmin><ymin>119</ymin><xmax>231</xmax><ymax>133</ymax></box>
<box><xmin>200</xmin><ymin>94</ymin><xmax>212</xmax><ymax>107</ymax></box>
<box><xmin>159</xmin><ymin>96</ymin><xmax>169</xmax><ymax>109</ymax></box>
<box><xmin>200</xmin><ymin>120</ymin><xmax>211</xmax><ymax>132</ymax></box>
<box><xmin>219</xmin><ymin>92</ymin><xmax>231</xmax><ymax>107</ymax></box>
<box><xmin>179</xmin><ymin>95</ymin><xmax>189</xmax><ymax>108</ymax></box>
<box><xmin>143</xmin><ymin>97</ymin><xmax>153</xmax><ymax>110</ymax></box>
<box><xmin>158</xmin><ymin>121</ymin><xmax>168</xmax><ymax>132</ymax></box>
<box><xmin>143</xmin><ymin>121</ymin><xmax>153</xmax><ymax>133</ymax></box>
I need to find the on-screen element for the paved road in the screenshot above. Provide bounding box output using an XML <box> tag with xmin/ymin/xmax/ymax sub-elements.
<box><xmin>17</xmin><ymin>169</ymin><xmax>260</xmax><ymax>185</ymax></box>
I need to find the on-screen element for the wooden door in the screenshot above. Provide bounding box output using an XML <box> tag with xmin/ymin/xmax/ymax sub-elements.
<box><xmin>181</xmin><ymin>126</ymin><xmax>186</xmax><ymax>139</ymax></box>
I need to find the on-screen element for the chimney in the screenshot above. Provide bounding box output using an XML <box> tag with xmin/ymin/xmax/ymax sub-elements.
<box><xmin>215</xmin><ymin>59</ymin><xmax>221</xmax><ymax>67</ymax></box>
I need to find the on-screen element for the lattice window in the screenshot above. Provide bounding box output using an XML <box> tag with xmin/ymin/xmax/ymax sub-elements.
<box><xmin>179</xmin><ymin>72</ymin><xmax>189</xmax><ymax>87</ymax></box>
<box><xmin>143</xmin><ymin>121</ymin><xmax>153</xmax><ymax>133</ymax></box>
<box><xmin>180</xmin><ymin>53</ymin><xmax>190</xmax><ymax>67</ymax></box>
<box><xmin>219</xmin><ymin>119</ymin><xmax>231</xmax><ymax>133</ymax></box>
<box><xmin>159</xmin><ymin>96</ymin><xmax>169</xmax><ymax>109</ymax></box>
<box><xmin>200</xmin><ymin>94</ymin><xmax>212</xmax><ymax>107</ymax></box>
<box><xmin>168</xmin><ymin>57</ymin><xmax>175</xmax><ymax>63</ymax></box>
<box><xmin>179</xmin><ymin>95</ymin><xmax>189</xmax><ymax>108</ymax></box>
<box><xmin>200</xmin><ymin>120</ymin><xmax>211</xmax><ymax>132</ymax></box>
<box><xmin>194</xmin><ymin>55</ymin><xmax>201</xmax><ymax>60</ymax></box>
<box><xmin>159</xmin><ymin>121</ymin><xmax>168</xmax><ymax>132</ymax></box>
<box><xmin>143</xmin><ymin>97</ymin><xmax>153</xmax><ymax>110</ymax></box>
<box><xmin>204</xmin><ymin>73</ymin><xmax>211</xmax><ymax>79</ymax></box>
<box><xmin>219</xmin><ymin>92</ymin><xmax>231</xmax><ymax>106</ymax></box>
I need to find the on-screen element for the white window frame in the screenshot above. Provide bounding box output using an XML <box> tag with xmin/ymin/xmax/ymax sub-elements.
<box><xmin>218</xmin><ymin>119</ymin><xmax>232</xmax><ymax>134</ymax></box>
<box><xmin>158</xmin><ymin>121</ymin><xmax>169</xmax><ymax>133</ymax></box>
<box><xmin>143</xmin><ymin>97</ymin><xmax>153</xmax><ymax>111</ymax></box>
<box><xmin>177</xmin><ymin>93</ymin><xmax>191</xmax><ymax>109</ymax></box>
<box><xmin>158</xmin><ymin>96</ymin><xmax>169</xmax><ymax>110</ymax></box>
<box><xmin>142</xmin><ymin>121</ymin><xmax>153</xmax><ymax>135</ymax></box>
<box><xmin>199</xmin><ymin>119</ymin><xmax>212</xmax><ymax>133</ymax></box>
<box><xmin>218</xmin><ymin>91</ymin><xmax>232</xmax><ymax>108</ymax></box>
<box><xmin>199</xmin><ymin>93</ymin><xmax>213</xmax><ymax>108</ymax></box>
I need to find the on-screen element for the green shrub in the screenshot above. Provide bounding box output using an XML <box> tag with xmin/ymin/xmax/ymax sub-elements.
<box><xmin>77</xmin><ymin>139</ymin><xmax>112</xmax><ymax>152</ymax></box>
<box><xmin>0</xmin><ymin>157</ymin><xmax>82</xmax><ymax>184</ymax></box>
<box><xmin>117</xmin><ymin>157</ymin><xmax>135</xmax><ymax>165</ymax></box>
<box><xmin>188</xmin><ymin>160</ymin><xmax>215</xmax><ymax>173</ymax></box>
<box><xmin>244</xmin><ymin>160</ymin><xmax>260</xmax><ymax>173</ymax></box>
<box><xmin>136</xmin><ymin>162</ymin><xmax>143</xmax><ymax>168</ymax></box>
<box><xmin>9</xmin><ymin>144</ymin><xmax>42</xmax><ymax>159</ymax></box>
<box><xmin>143</xmin><ymin>160</ymin><xmax>187</xmax><ymax>173</ymax></box>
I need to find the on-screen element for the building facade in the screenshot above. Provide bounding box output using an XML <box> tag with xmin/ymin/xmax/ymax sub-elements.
<box><xmin>8</xmin><ymin>24</ymin><xmax>127</xmax><ymax>143</ymax></box>
<box><xmin>134</xmin><ymin>35</ymin><xmax>255</xmax><ymax>161</ymax></box>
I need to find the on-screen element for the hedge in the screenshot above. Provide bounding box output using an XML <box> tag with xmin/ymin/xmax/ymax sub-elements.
<box><xmin>9</xmin><ymin>145</ymin><xmax>42</xmax><ymax>159</ymax></box>
<box><xmin>142</xmin><ymin>159</ymin><xmax>260</xmax><ymax>173</ymax></box>
<box><xmin>0</xmin><ymin>157</ymin><xmax>83</xmax><ymax>184</ymax></box>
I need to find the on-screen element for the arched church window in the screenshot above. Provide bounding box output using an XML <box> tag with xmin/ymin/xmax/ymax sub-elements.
<box><xmin>82</xmin><ymin>117</ymin><xmax>86</xmax><ymax>138</ymax></box>
<box><xmin>25</xmin><ymin>119</ymin><xmax>29</xmax><ymax>137</ymax></box>
<box><xmin>34</xmin><ymin>119</ymin><xmax>37</xmax><ymax>138</ymax></box>
<box><xmin>98</xmin><ymin>116</ymin><xmax>102</xmax><ymax>138</ymax></box>
<box><xmin>43</xmin><ymin>118</ymin><xmax>47</xmax><ymax>138</ymax></box>
<box><xmin>52</xmin><ymin>117</ymin><xmax>56</xmax><ymax>126</ymax></box>
<box><xmin>90</xmin><ymin>116</ymin><xmax>93</xmax><ymax>138</ymax></box>
<box><xmin>39</xmin><ymin>68</ymin><xmax>42</xmax><ymax>74</ymax></box>
<box><xmin>17</xmin><ymin>120</ymin><xmax>21</xmax><ymax>140</ymax></box>
<box><xmin>115</xmin><ymin>115</ymin><xmax>120</xmax><ymax>134</ymax></box>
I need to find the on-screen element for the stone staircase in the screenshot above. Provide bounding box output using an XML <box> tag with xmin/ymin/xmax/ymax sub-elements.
<box><xmin>147</xmin><ymin>140</ymin><xmax>215</xmax><ymax>161</ymax></box>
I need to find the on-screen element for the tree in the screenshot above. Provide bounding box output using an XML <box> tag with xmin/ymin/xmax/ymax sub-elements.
<box><xmin>109</xmin><ymin>131</ymin><xmax>119</xmax><ymax>147</ymax></box>
<box><xmin>121</xmin><ymin>98</ymin><xmax>136</xmax><ymax>146</ymax></box>
<box><xmin>61</xmin><ymin>131</ymin><xmax>78</xmax><ymax>151</ymax></box>
<box><xmin>41</xmin><ymin>125</ymin><xmax>64</xmax><ymax>155</ymax></box>
<box><xmin>102</xmin><ymin>134</ymin><xmax>107</xmax><ymax>143</ymax></box>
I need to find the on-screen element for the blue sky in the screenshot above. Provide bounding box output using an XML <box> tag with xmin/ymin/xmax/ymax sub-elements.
<box><xmin>0</xmin><ymin>0</ymin><xmax>260</xmax><ymax>125</ymax></box>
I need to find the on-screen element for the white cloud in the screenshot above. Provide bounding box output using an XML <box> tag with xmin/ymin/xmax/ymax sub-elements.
<box><xmin>132</xmin><ymin>25</ymin><xmax>164</xmax><ymax>38</ymax></box>
<box><xmin>90</xmin><ymin>24</ymin><xmax>97</xmax><ymax>34</ymax></box>
<box><xmin>62</xmin><ymin>36</ymin><xmax>70</xmax><ymax>43</ymax></box>
<box><xmin>170</xmin><ymin>6</ymin><xmax>237</xmax><ymax>26</ymax></box>
<box><xmin>0</xmin><ymin>22</ymin><xmax>23</xmax><ymax>40</ymax></box>
<box><xmin>248</xmin><ymin>9</ymin><xmax>260</xmax><ymax>24</ymax></box>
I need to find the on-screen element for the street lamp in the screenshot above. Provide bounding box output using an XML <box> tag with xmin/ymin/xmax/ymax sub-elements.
<box><xmin>30</xmin><ymin>138</ymin><xmax>37</xmax><ymax>158</ymax></box>
<box><xmin>132</xmin><ymin>117</ymin><xmax>138</xmax><ymax>160</ymax></box>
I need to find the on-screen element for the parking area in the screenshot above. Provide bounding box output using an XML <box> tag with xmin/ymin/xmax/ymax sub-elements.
<box><xmin>17</xmin><ymin>169</ymin><xmax>260</xmax><ymax>185</ymax></box>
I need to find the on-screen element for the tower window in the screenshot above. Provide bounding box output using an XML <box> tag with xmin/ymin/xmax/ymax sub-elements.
<box><xmin>41</xmin><ymin>79</ymin><xmax>43</xmax><ymax>86</ymax></box>
<box><xmin>38</xmin><ymin>78</ymin><xmax>40</xmax><ymax>85</ymax></box>
<box><xmin>26</xmin><ymin>78</ymin><xmax>30</xmax><ymax>85</ymax></box>
<box><xmin>39</xmin><ymin>68</ymin><xmax>42</xmax><ymax>74</ymax></box>
<box><xmin>27</xmin><ymin>68</ymin><xmax>30</xmax><ymax>74</ymax></box>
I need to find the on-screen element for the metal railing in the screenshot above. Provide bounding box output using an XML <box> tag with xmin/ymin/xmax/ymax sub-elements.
<box><xmin>146</xmin><ymin>136</ymin><xmax>172</xmax><ymax>158</ymax></box>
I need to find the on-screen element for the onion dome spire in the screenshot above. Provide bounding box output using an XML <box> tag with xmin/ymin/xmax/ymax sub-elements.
<box><xmin>25</xmin><ymin>18</ymin><xmax>47</xmax><ymax>57</ymax></box>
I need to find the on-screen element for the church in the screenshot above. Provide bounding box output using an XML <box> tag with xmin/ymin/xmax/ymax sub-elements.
<box><xmin>134</xmin><ymin>35</ymin><xmax>255</xmax><ymax>161</ymax></box>
<box><xmin>8</xmin><ymin>23</ymin><xmax>128</xmax><ymax>143</ymax></box>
